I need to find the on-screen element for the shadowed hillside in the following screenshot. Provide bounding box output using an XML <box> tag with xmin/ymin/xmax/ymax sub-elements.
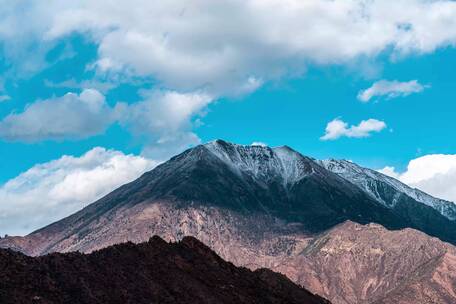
<box><xmin>0</xmin><ymin>235</ymin><xmax>330</xmax><ymax>304</ymax></box>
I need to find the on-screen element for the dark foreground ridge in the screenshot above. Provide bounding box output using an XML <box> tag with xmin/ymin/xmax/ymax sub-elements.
<box><xmin>0</xmin><ymin>235</ymin><xmax>330</xmax><ymax>304</ymax></box>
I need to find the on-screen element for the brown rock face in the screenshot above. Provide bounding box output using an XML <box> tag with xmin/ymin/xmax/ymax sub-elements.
<box><xmin>0</xmin><ymin>236</ymin><xmax>330</xmax><ymax>304</ymax></box>
<box><xmin>273</xmin><ymin>221</ymin><xmax>456</xmax><ymax>304</ymax></box>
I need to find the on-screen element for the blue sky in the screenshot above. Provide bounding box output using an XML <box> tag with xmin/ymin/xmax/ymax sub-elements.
<box><xmin>2</xmin><ymin>1</ymin><xmax>456</xmax><ymax>235</ymax></box>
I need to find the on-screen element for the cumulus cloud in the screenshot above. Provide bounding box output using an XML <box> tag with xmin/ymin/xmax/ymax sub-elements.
<box><xmin>320</xmin><ymin>118</ymin><xmax>387</xmax><ymax>141</ymax></box>
<box><xmin>358</xmin><ymin>80</ymin><xmax>427</xmax><ymax>102</ymax></box>
<box><xmin>118</xmin><ymin>90</ymin><xmax>213</xmax><ymax>159</ymax></box>
<box><xmin>0</xmin><ymin>88</ymin><xmax>210</xmax><ymax>159</ymax></box>
<box><xmin>1</xmin><ymin>1</ymin><xmax>456</xmax><ymax>94</ymax></box>
<box><xmin>0</xmin><ymin>147</ymin><xmax>157</xmax><ymax>236</ymax></box>
<box><xmin>378</xmin><ymin>154</ymin><xmax>456</xmax><ymax>203</ymax></box>
<box><xmin>0</xmin><ymin>89</ymin><xmax>117</xmax><ymax>142</ymax></box>
<box><xmin>119</xmin><ymin>90</ymin><xmax>212</xmax><ymax>136</ymax></box>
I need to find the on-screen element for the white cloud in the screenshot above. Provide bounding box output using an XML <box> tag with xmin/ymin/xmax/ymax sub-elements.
<box><xmin>0</xmin><ymin>147</ymin><xmax>157</xmax><ymax>236</ymax></box>
<box><xmin>0</xmin><ymin>89</ymin><xmax>116</xmax><ymax>142</ymax></box>
<box><xmin>120</xmin><ymin>90</ymin><xmax>212</xmax><ymax>136</ymax></box>
<box><xmin>358</xmin><ymin>79</ymin><xmax>427</xmax><ymax>102</ymax></box>
<box><xmin>378</xmin><ymin>154</ymin><xmax>456</xmax><ymax>203</ymax></box>
<box><xmin>118</xmin><ymin>90</ymin><xmax>213</xmax><ymax>159</ymax></box>
<box><xmin>251</xmin><ymin>141</ymin><xmax>267</xmax><ymax>147</ymax></box>
<box><xmin>0</xmin><ymin>88</ymin><xmax>208</xmax><ymax>159</ymax></box>
<box><xmin>377</xmin><ymin>166</ymin><xmax>400</xmax><ymax>179</ymax></box>
<box><xmin>320</xmin><ymin>118</ymin><xmax>387</xmax><ymax>141</ymax></box>
<box><xmin>2</xmin><ymin>1</ymin><xmax>456</xmax><ymax>94</ymax></box>
<box><xmin>0</xmin><ymin>95</ymin><xmax>10</xmax><ymax>102</ymax></box>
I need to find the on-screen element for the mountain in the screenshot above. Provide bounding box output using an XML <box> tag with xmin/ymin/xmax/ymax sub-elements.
<box><xmin>3</xmin><ymin>140</ymin><xmax>456</xmax><ymax>255</ymax></box>
<box><xmin>2</xmin><ymin>140</ymin><xmax>456</xmax><ymax>303</ymax></box>
<box><xmin>272</xmin><ymin>221</ymin><xmax>456</xmax><ymax>304</ymax></box>
<box><xmin>0</xmin><ymin>235</ymin><xmax>330</xmax><ymax>304</ymax></box>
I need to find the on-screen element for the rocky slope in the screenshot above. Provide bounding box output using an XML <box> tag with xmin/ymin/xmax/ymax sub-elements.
<box><xmin>0</xmin><ymin>235</ymin><xmax>330</xmax><ymax>304</ymax></box>
<box><xmin>320</xmin><ymin>159</ymin><xmax>456</xmax><ymax>221</ymax></box>
<box><xmin>272</xmin><ymin>221</ymin><xmax>456</xmax><ymax>304</ymax></box>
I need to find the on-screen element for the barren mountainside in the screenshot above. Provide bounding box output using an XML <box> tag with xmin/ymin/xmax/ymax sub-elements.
<box><xmin>273</xmin><ymin>221</ymin><xmax>456</xmax><ymax>304</ymax></box>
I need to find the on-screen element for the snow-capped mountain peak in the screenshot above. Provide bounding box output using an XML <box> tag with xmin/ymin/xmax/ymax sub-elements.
<box><xmin>204</xmin><ymin>140</ymin><xmax>313</xmax><ymax>185</ymax></box>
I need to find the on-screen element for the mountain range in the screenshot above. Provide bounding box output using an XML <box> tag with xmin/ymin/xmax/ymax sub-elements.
<box><xmin>2</xmin><ymin>140</ymin><xmax>456</xmax><ymax>304</ymax></box>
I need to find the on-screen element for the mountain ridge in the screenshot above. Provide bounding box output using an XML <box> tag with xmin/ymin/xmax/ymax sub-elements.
<box><xmin>0</xmin><ymin>235</ymin><xmax>331</xmax><ymax>304</ymax></box>
<box><xmin>320</xmin><ymin>158</ymin><xmax>456</xmax><ymax>220</ymax></box>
